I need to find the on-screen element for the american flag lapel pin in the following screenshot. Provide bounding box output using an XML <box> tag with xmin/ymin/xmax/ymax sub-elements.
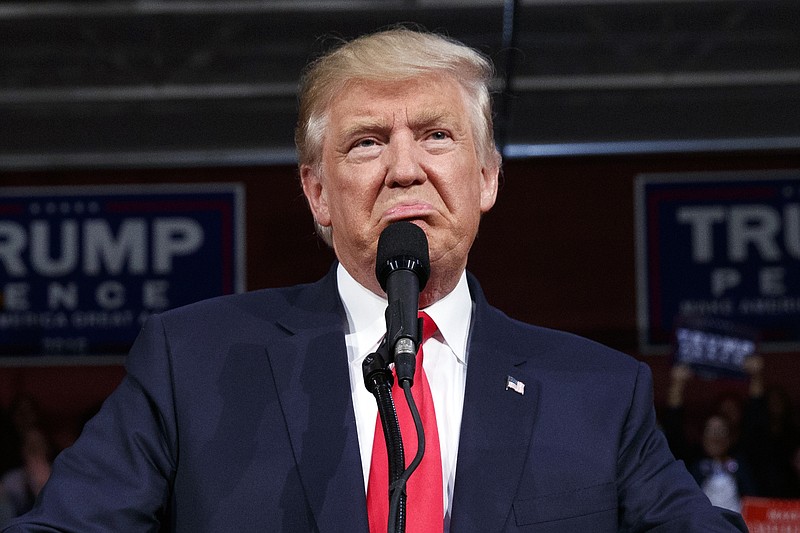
<box><xmin>506</xmin><ymin>375</ymin><xmax>525</xmax><ymax>395</ymax></box>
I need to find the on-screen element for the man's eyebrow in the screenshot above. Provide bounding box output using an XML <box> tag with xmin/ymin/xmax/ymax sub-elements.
<box><xmin>338</xmin><ymin>117</ymin><xmax>392</xmax><ymax>140</ymax></box>
<box><xmin>408</xmin><ymin>108</ymin><xmax>463</xmax><ymax>130</ymax></box>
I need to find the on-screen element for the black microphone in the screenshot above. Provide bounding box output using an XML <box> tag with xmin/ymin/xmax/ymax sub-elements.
<box><xmin>375</xmin><ymin>221</ymin><xmax>430</xmax><ymax>386</ymax></box>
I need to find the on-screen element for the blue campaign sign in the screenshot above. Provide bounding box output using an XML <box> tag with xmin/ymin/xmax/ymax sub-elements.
<box><xmin>635</xmin><ymin>170</ymin><xmax>800</xmax><ymax>353</ymax></box>
<box><xmin>672</xmin><ymin>316</ymin><xmax>757</xmax><ymax>380</ymax></box>
<box><xmin>0</xmin><ymin>184</ymin><xmax>245</xmax><ymax>361</ymax></box>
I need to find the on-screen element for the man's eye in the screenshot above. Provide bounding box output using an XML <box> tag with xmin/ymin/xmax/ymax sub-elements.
<box><xmin>429</xmin><ymin>131</ymin><xmax>449</xmax><ymax>140</ymax></box>
<box><xmin>354</xmin><ymin>138</ymin><xmax>377</xmax><ymax>149</ymax></box>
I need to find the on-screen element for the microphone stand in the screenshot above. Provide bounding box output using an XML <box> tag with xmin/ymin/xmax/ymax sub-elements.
<box><xmin>363</xmin><ymin>338</ymin><xmax>428</xmax><ymax>533</ymax></box>
<box><xmin>363</xmin><ymin>339</ymin><xmax>406</xmax><ymax>533</ymax></box>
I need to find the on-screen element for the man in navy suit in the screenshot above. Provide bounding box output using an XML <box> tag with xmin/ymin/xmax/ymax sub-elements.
<box><xmin>5</xmin><ymin>28</ymin><xmax>747</xmax><ymax>532</ymax></box>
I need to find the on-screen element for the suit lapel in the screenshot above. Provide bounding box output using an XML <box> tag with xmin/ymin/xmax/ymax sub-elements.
<box><xmin>264</xmin><ymin>269</ymin><xmax>370</xmax><ymax>532</ymax></box>
<box><xmin>262</xmin><ymin>269</ymin><xmax>538</xmax><ymax>531</ymax></box>
<box><xmin>450</xmin><ymin>277</ymin><xmax>540</xmax><ymax>532</ymax></box>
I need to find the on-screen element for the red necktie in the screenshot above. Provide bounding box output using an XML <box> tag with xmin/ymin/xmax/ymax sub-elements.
<box><xmin>367</xmin><ymin>312</ymin><xmax>443</xmax><ymax>532</ymax></box>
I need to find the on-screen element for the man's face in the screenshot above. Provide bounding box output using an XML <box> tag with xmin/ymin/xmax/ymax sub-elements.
<box><xmin>702</xmin><ymin>416</ymin><xmax>732</xmax><ymax>459</ymax></box>
<box><xmin>301</xmin><ymin>74</ymin><xmax>498</xmax><ymax>299</ymax></box>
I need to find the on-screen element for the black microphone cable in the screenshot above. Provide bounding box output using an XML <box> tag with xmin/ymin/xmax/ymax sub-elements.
<box><xmin>387</xmin><ymin>382</ymin><xmax>426</xmax><ymax>533</ymax></box>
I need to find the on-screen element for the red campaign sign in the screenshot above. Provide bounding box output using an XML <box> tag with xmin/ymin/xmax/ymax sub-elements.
<box><xmin>742</xmin><ymin>497</ymin><xmax>800</xmax><ymax>532</ymax></box>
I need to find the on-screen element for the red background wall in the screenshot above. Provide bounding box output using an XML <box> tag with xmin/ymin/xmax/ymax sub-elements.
<box><xmin>1</xmin><ymin>151</ymin><xmax>799</xmax><ymax>450</ymax></box>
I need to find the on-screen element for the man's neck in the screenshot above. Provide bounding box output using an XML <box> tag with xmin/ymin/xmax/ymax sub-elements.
<box><xmin>338</xmin><ymin>262</ymin><xmax>464</xmax><ymax>309</ymax></box>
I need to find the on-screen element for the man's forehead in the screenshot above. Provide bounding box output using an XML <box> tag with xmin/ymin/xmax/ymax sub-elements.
<box><xmin>327</xmin><ymin>77</ymin><xmax>469</xmax><ymax>128</ymax></box>
<box><xmin>336</xmin><ymin>106</ymin><xmax>464</xmax><ymax>129</ymax></box>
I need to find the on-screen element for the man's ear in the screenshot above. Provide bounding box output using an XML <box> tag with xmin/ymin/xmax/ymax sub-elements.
<box><xmin>300</xmin><ymin>164</ymin><xmax>331</xmax><ymax>227</ymax></box>
<box><xmin>479</xmin><ymin>163</ymin><xmax>499</xmax><ymax>213</ymax></box>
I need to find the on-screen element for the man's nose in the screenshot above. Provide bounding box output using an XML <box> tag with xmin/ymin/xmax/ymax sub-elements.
<box><xmin>384</xmin><ymin>135</ymin><xmax>427</xmax><ymax>188</ymax></box>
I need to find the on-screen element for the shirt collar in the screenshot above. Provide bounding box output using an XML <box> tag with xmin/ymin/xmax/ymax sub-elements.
<box><xmin>420</xmin><ymin>272</ymin><xmax>471</xmax><ymax>366</ymax></box>
<box><xmin>336</xmin><ymin>263</ymin><xmax>472</xmax><ymax>365</ymax></box>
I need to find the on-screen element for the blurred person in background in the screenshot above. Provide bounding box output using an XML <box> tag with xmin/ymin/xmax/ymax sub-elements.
<box><xmin>664</xmin><ymin>356</ymin><xmax>761</xmax><ymax>462</ymax></box>
<box><xmin>664</xmin><ymin>355</ymin><xmax>800</xmax><ymax>503</ymax></box>
<box><xmin>0</xmin><ymin>428</ymin><xmax>52</xmax><ymax>521</ymax></box>
<box><xmin>663</xmin><ymin>364</ymin><xmax>758</xmax><ymax>511</ymax></box>
<box><xmin>0</xmin><ymin>399</ymin><xmax>53</xmax><ymax>526</ymax></box>
<box><xmin>690</xmin><ymin>414</ymin><xmax>757</xmax><ymax>512</ymax></box>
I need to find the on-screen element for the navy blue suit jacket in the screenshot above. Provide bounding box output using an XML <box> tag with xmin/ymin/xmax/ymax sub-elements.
<box><xmin>5</xmin><ymin>269</ymin><xmax>746</xmax><ymax>532</ymax></box>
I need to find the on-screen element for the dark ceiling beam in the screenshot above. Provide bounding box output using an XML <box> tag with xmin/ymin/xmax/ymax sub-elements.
<box><xmin>3</xmin><ymin>68</ymin><xmax>799</xmax><ymax>105</ymax></box>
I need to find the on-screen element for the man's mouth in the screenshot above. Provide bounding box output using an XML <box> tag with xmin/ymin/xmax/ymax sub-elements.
<box><xmin>382</xmin><ymin>202</ymin><xmax>435</xmax><ymax>222</ymax></box>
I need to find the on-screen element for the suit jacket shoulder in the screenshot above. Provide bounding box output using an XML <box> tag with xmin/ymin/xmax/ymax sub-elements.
<box><xmin>7</xmin><ymin>266</ymin><xmax>368</xmax><ymax>532</ymax></box>
<box><xmin>451</xmin><ymin>274</ymin><xmax>746</xmax><ymax>532</ymax></box>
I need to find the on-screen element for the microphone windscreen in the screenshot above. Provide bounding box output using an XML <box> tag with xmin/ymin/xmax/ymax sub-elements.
<box><xmin>375</xmin><ymin>222</ymin><xmax>430</xmax><ymax>291</ymax></box>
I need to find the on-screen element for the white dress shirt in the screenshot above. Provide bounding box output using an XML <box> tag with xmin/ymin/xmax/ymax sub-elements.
<box><xmin>337</xmin><ymin>263</ymin><xmax>471</xmax><ymax>525</ymax></box>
